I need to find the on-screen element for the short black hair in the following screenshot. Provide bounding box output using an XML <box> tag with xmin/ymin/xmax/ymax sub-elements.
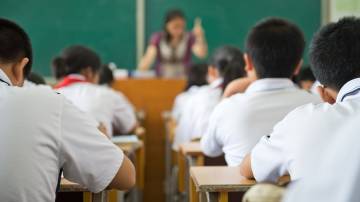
<box><xmin>245</xmin><ymin>17</ymin><xmax>305</xmax><ymax>79</ymax></box>
<box><xmin>310</xmin><ymin>17</ymin><xmax>360</xmax><ymax>91</ymax></box>
<box><xmin>52</xmin><ymin>45</ymin><xmax>101</xmax><ymax>76</ymax></box>
<box><xmin>99</xmin><ymin>64</ymin><xmax>114</xmax><ymax>86</ymax></box>
<box><xmin>184</xmin><ymin>63</ymin><xmax>208</xmax><ymax>90</ymax></box>
<box><xmin>0</xmin><ymin>18</ymin><xmax>33</xmax><ymax>77</ymax></box>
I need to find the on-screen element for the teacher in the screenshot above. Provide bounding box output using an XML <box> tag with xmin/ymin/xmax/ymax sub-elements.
<box><xmin>138</xmin><ymin>9</ymin><xmax>208</xmax><ymax>78</ymax></box>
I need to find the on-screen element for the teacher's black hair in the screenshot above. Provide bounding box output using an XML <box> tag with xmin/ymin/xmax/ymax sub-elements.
<box><xmin>163</xmin><ymin>9</ymin><xmax>186</xmax><ymax>43</ymax></box>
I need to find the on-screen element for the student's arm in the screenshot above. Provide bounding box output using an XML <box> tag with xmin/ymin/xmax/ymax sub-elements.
<box><xmin>112</xmin><ymin>92</ymin><xmax>138</xmax><ymax>134</ymax></box>
<box><xmin>240</xmin><ymin>153</ymin><xmax>254</xmax><ymax>179</ymax></box>
<box><xmin>108</xmin><ymin>156</ymin><xmax>136</xmax><ymax>189</ymax></box>
<box><xmin>192</xmin><ymin>18</ymin><xmax>207</xmax><ymax>58</ymax></box>
<box><xmin>60</xmin><ymin>98</ymin><xmax>136</xmax><ymax>192</ymax></box>
<box><xmin>223</xmin><ymin>77</ymin><xmax>255</xmax><ymax>98</ymax></box>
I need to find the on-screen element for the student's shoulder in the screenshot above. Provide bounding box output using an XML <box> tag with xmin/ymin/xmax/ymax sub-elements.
<box><xmin>292</xmin><ymin>88</ymin><xmax>322</xmax><ymax>103</ymax></box>
<box><xmin>9</xmin><ymin>85</ymin><xmax>65</xmax><ymax>108</ymax></box>
<box><xmin>99</xmin><ymin>85</ymin><xmax>128</xmax><ymax>101</ymax></box>
<box><xmin>14</xmin><ymin>85</ymin><xmax>59</xmax><ymax>98</ymax></box>
<box><xmin>211</xmin><ymin>93</ymin><xmax>249</xmax><ymax>116</ymax></box>
<box><xmin>282</xmin><ymin>101</ymin><xmax>331</xmax><ymax>123</ymax></box>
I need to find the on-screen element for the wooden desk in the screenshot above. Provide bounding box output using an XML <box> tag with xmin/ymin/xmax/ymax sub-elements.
<box><xmin>178</xmin><ymin>141</ymin><xmax>205</xmax><ymax>201</ymax></box>
<box><xmin>190</xmin><ymin>166</ymin><xmax>290</xmax><ymax>202</ymax></box>
<box><xmin>189</xmin><ymin>166</ymin><xmax>254</xmax><ymax>202</ymax></box>
<box><xmin>60</xmin><ymin>179</ymin><xmax>107</xmax><ymax>202</ymax></box>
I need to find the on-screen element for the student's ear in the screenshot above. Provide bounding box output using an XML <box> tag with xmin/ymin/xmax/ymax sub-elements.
<box><xmin>293</xmin><ymin>60</ymin><xmax>303</xmax><ymax>76</ymax></box>
<box><xmin>12</xmin><ymin>57</ymin><xmax>29</xmax><ymax>87</ymax></box>
<box><xmin>317</xmin><ymin>86</ymin><xmax>336</xmax><ymax>104</ymax></box>
<box><xmin>244</xmin><ymin>54</ymin><xmax>256</xmax><ymax>79</ymax></box>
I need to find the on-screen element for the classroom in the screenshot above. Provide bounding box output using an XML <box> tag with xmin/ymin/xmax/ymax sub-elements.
<box><xmin>1</xmin><ymin>0</ymin><xmax>360</xmax><ymax>202</ymax></box>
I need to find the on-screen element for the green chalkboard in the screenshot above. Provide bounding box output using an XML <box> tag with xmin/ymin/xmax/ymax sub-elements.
<box><xmin>146</xmin><ymin>0</ymin><xmax>321</xmax><ymax>65</ymax></box>
<box><xmin>1</xmin><ymin>0</ymin><xmax>136</xmax><ymax>76</ymax></box>
<box><xmin>1</xmin><ymin>0</ymin><xmax>320</xmax><ymax>76</ymax></box>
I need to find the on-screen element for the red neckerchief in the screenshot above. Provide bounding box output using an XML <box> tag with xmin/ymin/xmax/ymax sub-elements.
<box><xmin>54</xmin><ymin>75</ymin><xmax>87</xmax><ymax>89</ymax></box>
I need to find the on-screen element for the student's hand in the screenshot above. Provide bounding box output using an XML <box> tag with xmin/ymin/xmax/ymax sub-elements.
<box><xmin>223</xmin><ymin>77</ymin><xmax>255</xmax><ymax>98</ymax></box>
<box><xmin>192</xmin><ymin>18</ymin><xmax>204</xmax><ymax>39</ymax></box>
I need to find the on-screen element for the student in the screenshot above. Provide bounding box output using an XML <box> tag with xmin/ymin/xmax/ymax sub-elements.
<box><xmin>173</xmin><ymin>46</ymin><xmax>246</xmax><ymax>150</ymax></box>
<box><xmin>239</xmin><ymin>17</ymin><xmax>360</xmax><ymax>183</ymax></box>
<box><xmin>283</xmin><ymin>114</ymin><xmax>360</xmax><ymax>202</ymax></box>
<box><xmin>200</xmin><ymin>18</ymin><xmax>320</xmax><ymax>166</ymax></box>
<box><xmin>171</xmin><ymin>63</ymin><xmax>208</xmax><ymax>122</ymax></box>
<box><xmin>54</xmin><ymin>46</ymin><xmax>137</xmax><ymax>137</ymax></box>
<box><xmin>0</xmin><ymin>18</ymin><xmax>135</xmax><ymax>202</ymax></box>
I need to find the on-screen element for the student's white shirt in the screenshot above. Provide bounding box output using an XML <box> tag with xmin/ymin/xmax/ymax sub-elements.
<box><xmin>250</xmin><ymin>78</ymin><xmax>360</xmax><ymax>182</ymax></box>
<box><xmin>172</xmin><ymin>78</ymin><xmax>223</xmax><ymax>150</ymax></box>
<box><xmin>57</xmin><ymin>75</ymin><xmax>137</xmax><ymax>136</ymax></box>
<box><xmin>283</xmin><ymin>114</ymin><xmax>360</xmax><ymax>202</ymax></box>
<box><xmin>171</xmin><ymin>85</ymin><xmax>201</xmax><ymax>122</ymax></box>
<box><xmin>0</xmin><ymin>70</ymin><xmax>124</xmax><ymax>202</ymax></box>
<box><xmin>200</xmin><ymin>78</ymin><xmax>320</xmax><ymax>166</ymax></box>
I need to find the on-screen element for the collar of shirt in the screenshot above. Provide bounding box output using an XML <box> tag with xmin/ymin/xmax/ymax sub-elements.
<box><xmin>66</xmin><ymin>74</ymin><xmax>86</xmax><ymax>81</ymax></box>
<box><xmin>336</xmin><ymin>78</ymin><xmax>360</xmax><ymax>103</ymax></box>
<box><xmin>54</xmin><ymin>74</ymin><xmax>87</xmax><ymax>89</ymax></box>
<box><xmin>210</xmin><ymin>78</ymin><xmax>223</xmax><ymax>89</ymax></box>
<box><xmin>0</xmin><ymin>68</ymin><xmax>12</xmax><ymax>86</ymax></box>
<box><xmin>245</xmin><ymin>78</ymin><xmax>296</xmax><ymax>93</ymax></box>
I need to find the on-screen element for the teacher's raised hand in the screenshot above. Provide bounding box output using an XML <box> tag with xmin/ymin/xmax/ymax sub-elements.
<box><xmin>192</xmin><ymin>17</ymin><xmax>208</xmax><ymax>58</ymax></box>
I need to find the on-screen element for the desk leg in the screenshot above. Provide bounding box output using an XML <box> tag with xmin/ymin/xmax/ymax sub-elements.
<box><xmin>196</xmin><ymin>156</ymin><xmax>204</xmax><ymax>166</ymax></box>
<box><xmin>164</xmin><ymin>123</ymin><xmax>172</xmax><ymax>202</ymax></box>
<box><xmin>207</xmin><ymin>192</ymin><xmax>228</xmax><ymax>202</ymax></box>
<box><xmin>92</xmin><ymin>191</ymin><xmax>107</xmax><ymax>202</ymax></box>
<box><xmin>189</xmin><ymin>176</ymin><xmax>199</xmax><ymax>202</ymax></box>
<box><xmin>136</xmin><ymin>144</ymin><xmax>145</xmax><ymax>191</ymax></box>
<box><xmin>177</xmin><ymin>151</ymin><xmax>185</xmax><ymax>193</ymax></box>
<box><xmin>108</xmin><ymin>190</ymin><xmax>117</xmax><ymax>202</ymax></box>
<box><xmin>83</xmin><ymin>192</ymin><xmax>92</xmax><ymax>202</ymax></box>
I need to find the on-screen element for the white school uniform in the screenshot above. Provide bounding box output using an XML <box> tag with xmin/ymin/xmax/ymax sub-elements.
<box><xmin>283</xmin><ymin>113</ymin><xmax>360</xmax><ymax>202</ymax></box>
<box><xmin>171</xmin><ymin>85</ymin><xmax>201</xmax><ymax>122</ymax></box>
<box><xmin>250</xmin><ymin>78</ymin><xmax>360</xmax><ymax>182</ymax></box>
<box><xmin>172</xmin><ymin>78</ymin><xmax>223</xmax><ymax>150</ymax></box>
<box><xmin>200</xmin><ymin>78</ymin><xmax>320</xmax><ymax>166</ymax></box>
<box><xmin>57</xmin><ymin>74</ymin><xmax>137</xmax><ymax>136</ymax></box>
<box><xmin>0</xmin><ymin>70</ymin><xmax>124</xmax><ymax>202</ymax></box>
